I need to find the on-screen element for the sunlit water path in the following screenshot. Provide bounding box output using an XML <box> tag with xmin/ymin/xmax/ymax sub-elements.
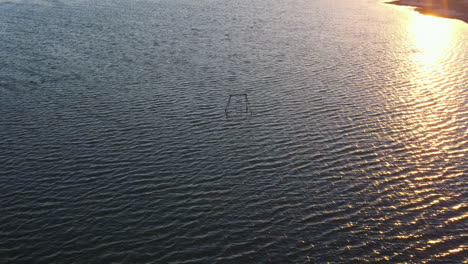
<box><xmin>0</xmin><ymin>0</ymin><xmax>466</xmax><ymax>262</ymax></box>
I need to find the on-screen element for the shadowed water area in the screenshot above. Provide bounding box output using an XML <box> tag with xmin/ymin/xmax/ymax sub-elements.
<box><xmin>0</xmin><ymin>0</ymin><xmax>467</xmax><ymax>263</ymax></box>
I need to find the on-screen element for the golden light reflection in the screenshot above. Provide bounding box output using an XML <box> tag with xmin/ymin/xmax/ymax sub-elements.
<box><xmin>401</xmin><ymin>13</ymin><xmax>459</xmax><ymax>138</ymax></box>
<box><xmin>379</xmin><ymin>12</ymin><xmax>465</xmax><ymax>226</ymax></box>
<box><xmin>410</xmin><ymin>14</ymin><xmax>455</xmax><ymax>67</ymax></box>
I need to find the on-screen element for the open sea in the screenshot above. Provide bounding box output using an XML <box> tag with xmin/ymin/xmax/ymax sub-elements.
<box><xmin>0</xmin><ymin>0</ymin><xmax>467</xmax><ymax>262</ymax></box>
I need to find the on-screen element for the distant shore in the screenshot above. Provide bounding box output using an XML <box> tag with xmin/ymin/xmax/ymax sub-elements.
<box><xmin>387</xmin><ymin>0</ymin><xmax>468</xmax><ymax>23</ymax></box>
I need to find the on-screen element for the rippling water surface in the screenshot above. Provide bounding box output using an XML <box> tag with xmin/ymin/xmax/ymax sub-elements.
<box><xmin>0</xmin><ymin>0</ymin><xmax>466</xmax><ymax>262</ymax></box>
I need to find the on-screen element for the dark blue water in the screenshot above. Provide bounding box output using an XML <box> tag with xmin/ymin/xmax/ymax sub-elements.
<box><xmin>1</xmin><ymin>0</ymin><xmax>467</xmax><ymax>262</ymax></box>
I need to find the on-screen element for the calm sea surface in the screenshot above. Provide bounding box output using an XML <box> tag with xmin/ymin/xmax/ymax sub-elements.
<box><xmin>0</xmin><ymin>0</ymin><xmax>466</xmax><ymax>262</ymax></box>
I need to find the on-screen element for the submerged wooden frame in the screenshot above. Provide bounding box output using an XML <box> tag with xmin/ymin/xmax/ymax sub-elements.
<box><xmin>225</xmin><ymin>94</ymin><xmax>250</xmax><ymax>116</ymax></box>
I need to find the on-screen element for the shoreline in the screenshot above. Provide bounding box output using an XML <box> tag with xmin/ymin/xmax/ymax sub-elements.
<box><xmin>387</xmin><ymin>0</ymin><xmax>468</xmax><ymax>23</ymax></box>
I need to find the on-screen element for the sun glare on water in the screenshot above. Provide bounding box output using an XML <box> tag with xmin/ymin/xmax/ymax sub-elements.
<box><xmin>401</xmin><ymin>14</ymin><xmax>461</xmax><ymax>144</ymax></box>
<box><xmin>410</xmin><ymin>14</ymin><xmax>455</xmax><ymax>65</ymax></box>
<box><xmin>380</xmin><ymin>13</ymin><xmax>468</xmax><ymax>261</ymax></box>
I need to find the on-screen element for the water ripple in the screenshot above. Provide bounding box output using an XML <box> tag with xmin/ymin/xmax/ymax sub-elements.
<box><xmin>0</xmin><ymin>0</ymin><xmax>466</xmax><ymax>263</ymax></box>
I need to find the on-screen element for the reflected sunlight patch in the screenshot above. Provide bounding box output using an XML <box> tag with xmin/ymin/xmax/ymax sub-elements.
<box><xmin>410</xmin><ymin>14</ymin><xmax>455</xmax><ymax>63</ymax></box>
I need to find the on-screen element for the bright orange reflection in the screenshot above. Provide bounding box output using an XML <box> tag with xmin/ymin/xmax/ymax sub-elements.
<box><xmin>387</xmin><ymin>13</ymin><xmax>463</xmax><ymax>184</ymax></box>
<box><xmin>410</xmin><ymin>14</ymin><xmax>455</xmax><ymax>66</ymax></box>
<box><xmin>383</xmin><ymin>15</ymin><xmax>467</xmax><ymax>261</ymax></box>
<box><xmin>407</xmin><ymin>13</ymin><xmax>459</xmax><ymax>103</ymax></box>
